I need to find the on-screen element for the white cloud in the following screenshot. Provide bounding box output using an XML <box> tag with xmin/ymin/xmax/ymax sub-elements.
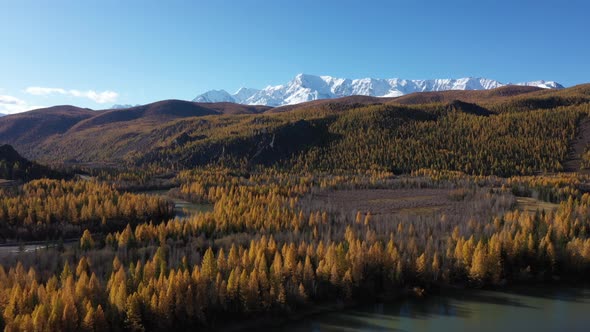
<box><xmin>25</xmin><ymin>86</ymin><xmax>118</xmax><ymax>104</ymax></box>
<box><xmin>70</xmin><ymin>90</ymin><xmax>118</xmax><ymax>104</ymax></box>
<box><xmin>0</xmin><ymin>104</ymin><xmax>46</xmax><ymax>115</ymax></box>
<box><xmin>0</xmin><ymin>95</ymin><xmax>25</xmax><ymax>105</ymax></box>
<box><xmin>25</xmin><ymin>87</ymin><xmax>67</xmax><ymax>95</ymax></box>
<box><xmin>0</xmin><ymin>95</ymin><xmax>44</xmax><ymax>114</ymax></box>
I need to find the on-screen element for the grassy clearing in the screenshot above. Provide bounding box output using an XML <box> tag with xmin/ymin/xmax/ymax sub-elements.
<box><xmin>395</xmin><ymin>205</ymin><xmax>445</xmax><ymax>215</ymax></box>
<box><xmin>516</xmin><ymin>196</ymin><xmax>559</xmax><ymax>214</ymax></box>
<box><xmin>309</xmin><ymin>188</ymin><xmax>456</xmax><ymax>217</ymax></box>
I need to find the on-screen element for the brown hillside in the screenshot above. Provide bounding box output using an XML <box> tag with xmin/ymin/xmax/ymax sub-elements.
<box><xmin>269</xmin><ymin>95</ymin><xmax>390</xmax><ymax>113</ymax></box>
<box><xmin>0</xmin><ymin>105</ymin><xmax>95</xmax><ymax>146</ymax></box>
<box><xmin>198</xmin><ymin>102</ymin><xmax>271</xmax><ymax>115</ymax></box>
<box><xmin>388</xmin><ymin>85</ymin><xmax>543</xmax><ymax>105</ymax></box>
<box><xmin>70</xmin><ymin>100</ymin><xmax>222</xmax><ymax>131</ymax></box>
<box><xmin>71</xmin><ymin>100</ymin><xmax>272</xmax><ymax>132</ymax></box>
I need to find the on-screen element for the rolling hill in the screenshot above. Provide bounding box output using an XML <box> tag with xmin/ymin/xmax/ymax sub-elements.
<box><xmin>0</xmin><ymin>106</ymin><xmax>95</xmax><ymax>147</ymax></box>
<box><xmin>0</xmin><ymin>100</ymin><xmax>271</xmax><ymax>160</ymax></box>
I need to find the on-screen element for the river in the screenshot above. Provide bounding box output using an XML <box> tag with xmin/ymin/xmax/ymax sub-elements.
<box><xmin>280</xmin><ymin>286</ymin><xmax>590</xmax><ymax>331</ymax></box>
<box><xmin>0</xmin><ymin>239</ymin><xmax>78</xmax><ymax>257</ymax></box>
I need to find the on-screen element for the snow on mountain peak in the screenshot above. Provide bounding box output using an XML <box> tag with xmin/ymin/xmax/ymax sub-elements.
<box><xmin>193</xmin><ymin>89</ymin><xmax>235</xmax><ymax>103</ymax></box>
<box><xmin>515</xmin><ymin>80</ymin><xmax>564</xmax><ymax>89</ymax></box>
<box><xmin>111</xmin><ymin>104</ymin><xmax>140</xmax><ymax>109</ymax></box>
<box><xmin>192</xmin><ymin>74</ymin><xmax>563</xmax><ymax>107</ymax></box>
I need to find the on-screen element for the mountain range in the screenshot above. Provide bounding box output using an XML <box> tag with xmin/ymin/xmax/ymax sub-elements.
<box><xmin>193</xmin><ymin>74</ymin><xmax>564</xmax><ymax>106</ymax></box>
<box><xmin>0</xmin><ymin>82</ymin><xmax>588</xmax><ymax>168</ymax></box>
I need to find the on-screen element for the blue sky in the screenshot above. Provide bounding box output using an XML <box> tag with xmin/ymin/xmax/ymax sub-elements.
<box><xmin>0</xmin><ymin>0</ymin><xmax>588</xmax><ymax>113</ymax></box>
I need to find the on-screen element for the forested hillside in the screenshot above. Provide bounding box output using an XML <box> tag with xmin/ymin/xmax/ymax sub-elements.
<box><xmin>0</xmin><ymin>145</ymin><xmax>64</xmax><ymax>181</ymax></box>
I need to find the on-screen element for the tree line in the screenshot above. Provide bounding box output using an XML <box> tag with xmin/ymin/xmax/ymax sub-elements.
<box><xmin>0</xmin><ymin>179</ymin><xmax>173</xmax><ymax>241</ymax></box>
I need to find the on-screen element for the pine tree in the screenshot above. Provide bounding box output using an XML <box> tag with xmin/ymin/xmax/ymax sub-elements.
<box><xmin>469</xmin><ymin>241</ymin><xmax>488</xmax><ymax>283</ymax></box>
<box><xmin>80</xmin><ymin>230</ymin><xmax>95</xmax><ymax>250</ymax></box>
<box><xmin>201</xmin><ymin>247</ymin><xmax>218</xmax><ymax>282</ymax></box>
<box><xmin>227</xmin><ymin>269</ymin><xmax>238</xmax><ymax>302</ymax></box>
<box><xmin>61</xmin><ymin>299</ymin><xmax>79</xmax><ymax>332</ymax></box>
<box><xmin>416</xmin><ymin>253</ymin><xmax>427</xmax><ymax>280</ymax></box>
<box><xmin>81</xmin><ymin>305</ymin><xmax>95</xmax><ymax>332</ymax></box>
<box><xmin>125</xmin><ymin>294</ymin><xmax>145</xmax><ymax>332</ymax></box>
<box><xmin>235</xmin><ymin>268</ymin><xmax>246</xmax><ymax>306</ymax></box>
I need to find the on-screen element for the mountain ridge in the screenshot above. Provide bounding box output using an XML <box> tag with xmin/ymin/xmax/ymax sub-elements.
<box><xmin>0</xmin><ymin>83</ymin><xmax>587</xmax><ymax>165</ymax></box>
<box><xmin>194</xmin><ymin>74</ymin><xmax>564</xmax><ymax>106</ymax></box>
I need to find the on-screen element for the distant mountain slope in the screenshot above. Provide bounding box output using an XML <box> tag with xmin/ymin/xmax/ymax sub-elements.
<box><xmin>390</xmin><ymin>86</ymin><xmax>545</xmax><ymax>105</ymax></box>
<box><xmin>0</xmin><ymin>106</ymin><xmax>96</xmax><ymax>146</ymax></box>
<box><xmin>72</xmin><ymin>100</ymin><xmax>221</xmax><ymax>131</ymax></box>
<box><xmin>72</xmin><ymin>100</ymin><xmax>271</xmax><ymax>131</ymax></box>
<box><xmin>269</xmin><ymin>95</ymin><xmax>391</xmax><ymax>113</ymax></box>
<box><xmin>193</xmin><ymin>74</ymin><xmax>564</xmax><ymax>106</ymax></box>
<box><xmin>0</xmin><ymin>144</ymin><xmax>63</xmax><ymax>181</ymax></box>
<box><xmin>194</xmin><ymin>102</ymin><xmax>270</xmax><ymax>115</ymax></box>
<box><xmin>0</xmin><ymin>100</ymin><xmax>270</xmax><ymax>160</ymax></box>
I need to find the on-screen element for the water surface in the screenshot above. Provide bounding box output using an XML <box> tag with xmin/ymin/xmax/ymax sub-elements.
<box><xmin>282</xmin><ymin>287</ymin><xmax>590</xmax><ymax>332</ymax></box>
<box><xmin>142</xmin><ymin>189</ymin><xmax>213</xmax><ymax>219</ymax></box>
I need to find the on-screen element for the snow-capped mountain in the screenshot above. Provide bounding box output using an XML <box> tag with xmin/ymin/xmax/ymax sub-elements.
<box><xmin>111</xmin><ymin>104</ymin><xmax>140</xmax><ymax>109</ymax></box>
<box><xmin>515</xmin><ymin>80</ymin><xmax>563</xmax><ymax>89</ymax></box>
<box><xmin>192</xmin><ymin>90</ymin><xmax>235</xmax><ymax>103</ymax></box>
<box><xmin>193</xmin><ymin>74</ymin><xmax>564</xmax><ymax>107</ymax></box>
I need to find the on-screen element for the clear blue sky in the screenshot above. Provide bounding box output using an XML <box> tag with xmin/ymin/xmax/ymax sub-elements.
<box><xmin>0</xmin><ymin>0</ymin><xmax>588</xmax><ymax>113</ymax></box>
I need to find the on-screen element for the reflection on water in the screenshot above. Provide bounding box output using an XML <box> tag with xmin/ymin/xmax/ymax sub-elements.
<box><xmin>142</xmin><ymin>189</ymin><xmax>213</xmax><ymax>219</ymax></box>
<box><xmin>173</xmin><ymin>199</ymin><xmax>213</xmax><ymax>218</ymax></box>
<box><xmin>281</xmin><ymin>287</ymin><xmax>590</xmax><ymax>332</ymax></box>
